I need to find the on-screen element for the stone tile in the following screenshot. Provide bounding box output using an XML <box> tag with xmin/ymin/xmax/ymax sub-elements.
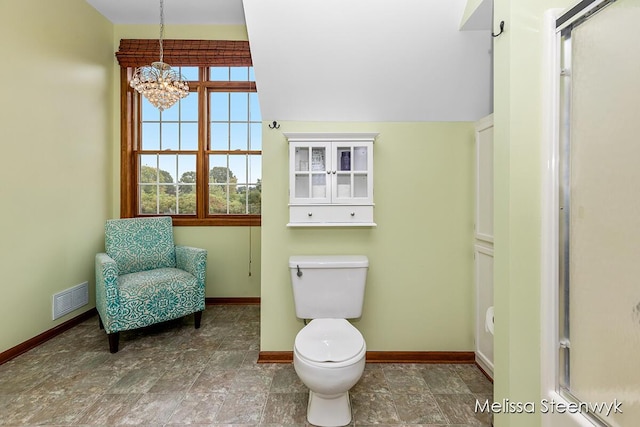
<box><xmin>474</xmin><ymin>391</ymin><xmax>494</xmax><ymax>404</ymax></box>
<box><xmin>269</xmin><ymin>365</ymin><xmax>307</xmax><ymax>393</ymax></box>
<box><xmin>166</xmin><ymin>392</ymin><xmax>226</xmax><ymax>424</ymax></box>
<box><xmin>218</xmin><ymin>335</ymin><xmax>260</xmax><ymax>351</ymax></box>
<box><xmin>20</xmin><ymin>392</ymin><xmax>100</xmax><ymax>425</ymax></box>
<box><xmin>31</xmin><ymin>369</ymin><xmax>122</xmax><ymax>394</ymax></box>
<box><xmin>384</xmin><ymin>367</ymin><xmax>430</xmax><ymax>393</ymax></box>
<box><xmin>240</xmin><ymin>350</ymin><xmax>261</xmax><ymax>368</ymax></box>
<box><xmin>352</xmin><ymin>368</ymin><xmax>390</xmax><ymax>393</ymax></box>
<box><xmin>239</xmin><ymin>305</ymin><xmax>261</xmax><ymax>322</ymax></box>
<box><xmin>455</xmin><ymin>365</ymin><xmax>494</xmax><ymax>395</ymax></box>
<box><xmin>421</xmin><ymin>364</ymin><xmax>471</xmax><ymax>394</ymax></box>
<box><xmin>261</xmin><ymin>392</ymin><xmax>308</xmax><ymax>424</ymax></box>
<box><xmin>214</xmin><ymin>391</ymin><xmax>268</xmax><ymax>424</ymax></box>
<box><xmin>0</xmin><ymin>363</ymin><xmax>50</xmax><ymax>394</ymax></box>
<box><xmin>0</xmin><ymin>305</ymin><xmax>493</xmax><ymax>426</ymax></box>
<box><xmin>0</xmin><ymin>392</ymin><xmax>61</xmax><ymax>425</ymax></box>
<box><xmin>190</xmin><ymin>368</ymin><xmax>238</xmax><ymax>394</ymax></box>
<box><xmin>108</xmin><ymin>347</ymin><xmax>179</xmax><ymax>372</ymax></box>
<box><xmin>0</xmin><ymin>394</ymin><xmax>14</xmax><ymax>409</ymax></box>
<box><xmin>207</xmin><ymin>350</ymin><xmax>247</xmax><ymax>369</ymax></box>
<box><xmin>198</xmin><ymin>322</ymin><xmax>236</xmax><ymax>338</ymax></box>
<box><xmin>171</xmin><ymin>347</ymin><xmax>220</xmax><ymax>369</ymax></box>
<box><xmin>392</xmin><ymin>392</ymin><xmax>447</xmax><ymax>424</ymax></box>
<box><xmin>210</xmin><ymin>306</ymin><xmax>246</xmax><ymax>323</ymax></box>
<box><xmin>434</xmin><ymin>393</ymin><xmax>493</xmax><ymax>426</ymax></box>
<box><xmin>76</xmin><ymin>393</ymin><xmax>144</xmax><ymax>424</ymax></box>
<box><xmin>68</xmin><ymin>367</ymin><xmax>124</xmax><ymax>394</ymax></box>
<box><xmin>62</xmin><ymin>350</ymin><xmax>112</xmax><ymax>372</ymax></box>
<box><xmin>231</xmin><ymin>367</ymin><xmax>274</xmax><ymax>393</ymax></box>
<box><xmin>107</xmin><ymin>368</ymin><xmax>163</xmax><ymax>394</ymax></box>
<box><xmin>110</xmin><ymin>392</ymin><xmax>183</xmax><ymax>424</ymax></box>
<box><xmin>147</xmin><ymin>366</ymin><xmax>203</xmax><ymax>393</ymax></box>
<box><xmin>351</xmin><ymin>392</ymin><xmax>401</xmax><ymax>424</ymax></box>
<box><xmin>235</xmin><ymin>320</ymin><xmax>261</xmax><ymax>337</ymax></box>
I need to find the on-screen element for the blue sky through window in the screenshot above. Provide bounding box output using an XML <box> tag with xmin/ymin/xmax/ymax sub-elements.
<box><xmin>140</xmin><ymin>66</ymin><xmax>262</xmax><ymax>186</ymax></box>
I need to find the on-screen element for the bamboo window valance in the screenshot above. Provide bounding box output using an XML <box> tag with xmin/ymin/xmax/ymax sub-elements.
<box><xmin>115</xmin><ymin>39</ymin><xmax>253</xmax><ymax>68</ymax></box>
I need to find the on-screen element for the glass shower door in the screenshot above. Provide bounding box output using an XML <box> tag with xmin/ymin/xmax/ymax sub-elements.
<box><xmin>559</xmin><ymin>1</ymin><xmax>640</xmax><ymax>425</ymax></box>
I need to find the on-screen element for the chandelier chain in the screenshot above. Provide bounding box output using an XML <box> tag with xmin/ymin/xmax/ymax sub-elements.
<box><xmin>129</xmin><ymin>0</ymin><xmax>189</xmax><ymax>111</ymax></box>
<box><xmin>159</xmin><ymin>0</ymin><xmax>164</xmax><ymax>63</ymax></box>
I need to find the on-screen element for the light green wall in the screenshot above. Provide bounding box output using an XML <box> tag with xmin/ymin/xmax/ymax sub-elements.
<box><xmin>110</xmin><ymin>24</ymin><xmax>261</xmax><ymax>299</ymax></box>
<box><xmin>260</xmin><ymin>121</ymin><xmax>475</xmax><ymax>351</ymax></box>
<box><xmin>0</xmin><ymin>0</ymin><xmax>114</xmax><ymax>353</ymax></box>
<box><xmin>492</xmin><ymin>0</ymin><xmax>575</xmax><ymax>426</ymax></box>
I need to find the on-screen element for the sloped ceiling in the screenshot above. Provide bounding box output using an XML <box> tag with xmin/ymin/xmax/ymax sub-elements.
<box><xmin>243</xmin><ymin>0</ymin><xmax>491</xmax><ymax>122</ymax></box>
<box><xmin>85</xmin><ymin>0</ymin><xmax>247</xmax><ymax>25</ymax></box>
<box><xmin>87</xmin><ymin>0</ymin><xmax>492</xmax><ymax>122</ymax></box>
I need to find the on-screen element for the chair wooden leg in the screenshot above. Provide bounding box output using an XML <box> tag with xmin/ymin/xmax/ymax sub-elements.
<box><xmin>98</xmin><ymin>316</ymin><xmax>104</xmax><ymax>330</ymax></box>
<box><xmin>194</xmin><ymin>311</ymin><xmax>203</xmax><ymax>329</ymax></box>
<box><xmin>108</xmin><ymin>332</ymin><xmax>120</xmax><ymax>353</ymax></box>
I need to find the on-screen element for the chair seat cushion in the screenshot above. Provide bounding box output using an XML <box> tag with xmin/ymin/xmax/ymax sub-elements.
<box><xmin>115</xmin><ymin>267</ymin><xmax>203</xmax><ymax>330</ymax></box>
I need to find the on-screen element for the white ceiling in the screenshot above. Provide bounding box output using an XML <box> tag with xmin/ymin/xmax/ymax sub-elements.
<box><xmin>86</xmin><ymin>0</ymin><xmax>247</xmax><ymax>25</ymax></box>
<box><xmin>86</xmin><ymin>0</ymin><xmax>493</xmax><ymax>122</ymax></box>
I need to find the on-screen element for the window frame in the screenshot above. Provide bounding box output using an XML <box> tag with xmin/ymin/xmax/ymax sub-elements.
<box><xmin>118</xmin><ymin>41</ymin><xmax>261</xmax><ymax>227</ymax></box>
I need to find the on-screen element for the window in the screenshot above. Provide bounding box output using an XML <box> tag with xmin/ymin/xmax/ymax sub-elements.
<box><xmin>117</xmin><ymin>40</ymin><xmax>261</xmax><ymax>226</ymax></box>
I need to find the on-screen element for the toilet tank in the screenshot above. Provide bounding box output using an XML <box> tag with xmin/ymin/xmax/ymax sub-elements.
<box><xmin>289</xmin><ymin>255</ymin><xmax>369</xmax><ymax>319</ymax></box>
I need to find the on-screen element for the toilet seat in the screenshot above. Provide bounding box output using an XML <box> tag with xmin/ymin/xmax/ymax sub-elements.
<box><xmin>295</xmin><ymin>318</ymin><xmax>365</xmax><ymax>366</ymax></box>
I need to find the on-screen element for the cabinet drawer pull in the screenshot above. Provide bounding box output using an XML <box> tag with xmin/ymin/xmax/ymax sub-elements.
<box><xmin>308</xmin><ymin>212</ymin><xmax>313</xmax><ymax>217</ymax></box>
<box><xmin>350</xmin><ymin>212</ymin><xmax>355</xmax><ymax>217</ymax></box>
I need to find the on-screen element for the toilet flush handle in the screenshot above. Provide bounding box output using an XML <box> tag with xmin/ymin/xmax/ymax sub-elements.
<box><xmin>297</xmin><ymin>265</ymin><xmax>303</xmax><ymax>277</ymax></box>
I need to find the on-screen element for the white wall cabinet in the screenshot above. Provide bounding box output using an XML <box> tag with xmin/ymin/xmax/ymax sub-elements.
<box><xmin>285</xmin><ymin>133</ymin><xmax>377</xmax><ymax>227</ymax></box>
<box><xmin>474</xmin><ymin>244</ymin><xmax>494</xmax><ymax>378</ymax></box>
<box><xmin>474</xmin><ymin>114</ymin><xmax>494</xmax><ymax>379</ymax></box>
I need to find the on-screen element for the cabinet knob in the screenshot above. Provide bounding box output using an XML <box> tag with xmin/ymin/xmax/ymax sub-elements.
<box><xmin>308</xmin><ymin>212</ymin><xmax>313</xmax><ymax>217</ymax></box>
<box><xmin>332</xmin><ymin>170</ymin><xmax>337</xmax><ymax>174</ymax></box>
<box><xmin>350</xmin><ymin>212</ymin><xmax>355</xmax><ymax>217</ymax></box>
<box><xmin>326</xmin><ymin>171</ymin><xmax>331</xmax><ymax>174</ymax></box>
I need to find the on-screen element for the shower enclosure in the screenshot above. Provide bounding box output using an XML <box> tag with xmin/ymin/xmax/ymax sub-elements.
<box><xmin>554</xmin><ymin>0</ymin><xmax>640</xmax><ymax>425</ymax></box>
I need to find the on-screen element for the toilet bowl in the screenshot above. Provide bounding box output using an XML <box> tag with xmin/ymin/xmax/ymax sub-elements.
<box><xmin>293</xmin><ymin>318</ymin><xmax>366</xmax><ymax>427</ymax></box>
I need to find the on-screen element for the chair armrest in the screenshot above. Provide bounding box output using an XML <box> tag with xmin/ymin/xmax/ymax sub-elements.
<box><xmin>175</xmin><ymin>246</ymin><xmax>207</xmax><ymax>287</ymax></box>
<box><xmin>95</xmin><ymin>252</ymin><xmax>119</xmax><ymax>324</ymax></box>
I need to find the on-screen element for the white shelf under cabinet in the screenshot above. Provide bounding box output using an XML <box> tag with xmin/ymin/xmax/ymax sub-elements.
<box><xmin>285</xmin><ymin>132</ymin><xmax>378</xmax><ymax>227</ymax></box>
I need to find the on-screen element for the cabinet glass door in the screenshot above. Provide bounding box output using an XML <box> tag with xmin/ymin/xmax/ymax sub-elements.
<box><xmin>292</xmin><ymin>144</ymin><xmax>330</xmax><ymax>202</ymax></box>
<box><xmin>310</xmin><ymin>147</ymin><xmax>328</xmax><ymax>199</ymax></box>
<box><xmin>334</xmin><ymin>145</ymin><xmax>370</xmax><ymax>202</ymax></box>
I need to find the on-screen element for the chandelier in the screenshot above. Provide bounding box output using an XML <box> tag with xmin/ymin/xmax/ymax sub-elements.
<box><xmin>129</xmin><ymin>0</ymin><xmax>188</xmax><ymax>111</ymax></box>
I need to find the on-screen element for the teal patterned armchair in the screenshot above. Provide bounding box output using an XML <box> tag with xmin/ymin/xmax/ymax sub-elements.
<box><xmin>95</xmin><ymin>217</ymin><xmax>207</xmax><ymax>353</ymax></box>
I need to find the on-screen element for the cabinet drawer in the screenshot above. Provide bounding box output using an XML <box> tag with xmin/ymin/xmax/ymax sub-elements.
<box><xmin>289</xmin><ymin>205</ymin><xmax>374</xmax><ymax>226</ymax></box>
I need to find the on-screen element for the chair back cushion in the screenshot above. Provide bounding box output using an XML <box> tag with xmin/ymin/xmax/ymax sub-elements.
<box><xmin>105</xmin><ymin>217</ymin><xmax>176</xmax><ymax>275</ymax></box>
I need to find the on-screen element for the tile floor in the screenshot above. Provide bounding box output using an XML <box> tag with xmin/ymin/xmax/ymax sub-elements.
<box><xmin>0</xmin><ymin>305</ymin><xmax>493</xmax><ymax>426</ymax></box>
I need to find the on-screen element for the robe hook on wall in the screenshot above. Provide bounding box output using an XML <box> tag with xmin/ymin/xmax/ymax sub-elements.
<box><xmin>492</xmin><ymin>20</ymin><xmax>505</xmax><ymax>38</ymax></box>
<box><xmin>268</xmin><ymin>120</ymin><xmax>280</xmax><ymax>129</ymax></box>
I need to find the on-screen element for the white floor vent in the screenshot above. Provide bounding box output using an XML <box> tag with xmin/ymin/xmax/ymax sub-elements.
<box><xmin>52</xmin><ymin>281</ymin><xmax>89</xmax><ymax>320</ymax></box>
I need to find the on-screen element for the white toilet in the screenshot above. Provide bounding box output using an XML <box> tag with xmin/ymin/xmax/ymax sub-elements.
<box><xmin>289</xmin><ymin>255</ymin><xmax>368</xmax><ymax>427</ymax></box>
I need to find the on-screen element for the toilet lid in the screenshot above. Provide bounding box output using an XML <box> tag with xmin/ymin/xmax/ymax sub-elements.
<box><xmin>295</xmin><ymin>318</ymin><xmax>365</xmax><ymax>363</ymax></box>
